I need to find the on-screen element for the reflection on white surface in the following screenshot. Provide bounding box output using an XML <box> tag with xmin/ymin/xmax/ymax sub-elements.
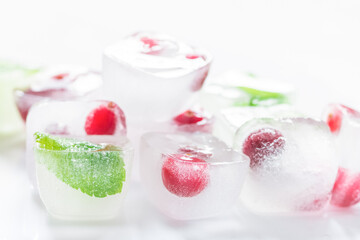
<box><xmin>1</xmin><ymin>139</ymin><xmax>360</xmax><ymax>240</ymax></box>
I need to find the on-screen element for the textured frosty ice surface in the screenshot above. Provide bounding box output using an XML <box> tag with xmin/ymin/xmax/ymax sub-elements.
<box><xmin>213</xmin><ymin>105</ymin><xmax>301</xmax><ymax>146</ymax></box>
<box><xmin>234</xmin><ymin>118</ymin><xmax>338</xmax><ymax>214</ymax></box>
<box><xmin>34</xmin><ymin>133</ymin><xmax>132</xmax><ymax>220</ymax></box>
<box><xmin>0</xmin><ymin>61</ymin><xmax>40</xmax><ymax>136</ymax></box>
<box><xmin>14</xmin><ymin>65</ymin><xmax>102</xmax><ymax>121</ymax></box>
<box><xmin>140</xmin><ymin>132</ymin><xmax>249</xmax><ymax>220</ymax></box>
<box><xmin>103</xmin><ymin>32</ymin><xmax>212</xmax><ymax>121</ymax></box>
<box><xmin>26</xmin><ymin>100</ymin><xmax>127</xmax><ymax>189</ymax></box>
<box><xmin>200</xmin><ymin>71</ymin><xmax>294</xmax><ymax>114</ymax></box>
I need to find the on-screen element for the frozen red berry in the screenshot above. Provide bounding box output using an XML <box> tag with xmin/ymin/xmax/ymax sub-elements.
<box><xmin>140</xmin><ymin>37</ymin><xmax>158</xmax><ymax>48</ymax></box>
<box><xmin>242</xmin><ymin>128</ymin><xmax>285</xmax><ymax>168</ymax></box>
<box><xmin>186</xmin><ymin>54</ymin><xmax>201</xmax><ymax>60</ymax></box>
<box><xmin>331</xmin><ymin>167</ymin><xmax>360</xmax><ymax>207</ymax></box>
<box><xmin>326</xmin><ymin>104</ymin><xmax>360</xmax><ymax>134</ymax></box>
<box><xmin>85</xmin><ymin>101</ymin><xmax>125</xmax><ymax>135</ymax></box>
<box><xmin>173</xmin><ymin>110</ymin><xmax>204</xmax><ymax>125</ymax></box>
<box><xmin>162</xmin><ymin>154</ymin><xmax>209</xmax><ymax>197</ymax></box>
<box><xmin>327</xmin><ymin>109</ymin><xmax>342</xmax><ymax>134</ymax></box>
<box><xmin>52</xmin><ymin>73</ymin><xmax>69</xmax><ymax>80</ymax></box>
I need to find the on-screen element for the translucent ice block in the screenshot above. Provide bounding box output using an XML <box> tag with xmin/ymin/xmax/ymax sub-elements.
<box><xmin>15</xmin><ymin>65</ymin><xmax>102</xmax><ymax>121</ymax></box>
<box><xmin>129</xmin><ymin>108</ymin><xmax>213</xmax><ymax>181</ymax></box>
<box><xmin>234</xmin><ymin>118</ymin><xmax>338</xmax><ymax>214</ymax></box>
<box><xmin>172</xmin><ymin>108</ymin><xmax>213</xmax><ymax>133</ymax></box>
<box><xmin>103</xmin><ymin>31</ymin><xmax>212</xmax><ymax>121</ymax></box>
<box><xmin>0</xmin><ymin>61</ymin><xmax>40</xmax><ymax>137</ymax></box>
<box><xmin>200</xmin><ymin>71</ymin><xmax>294</xmax><ymax>114</ymax></box>
<box><xmin>33</xmin><ymin>132</ymin><xmax>132</xmax><ymax>220</ymax></box>
<box><xmin>323</xmin><ymin>104</ymin><xmax>360</xmax><ymax>207</ymax></box>
<box><xmin>213</xmin><ymin>105</ymin><xmax>302</xmax><ymax>146</ymax></box>
<box><xmin>26</xmin><ymin>100</ymin><xmax>127</xmax><ymax>191</ymax></box>
<box><xmin>140</xmin><ymin>132</ymin><xmax>249</xmax><ymax>220</ymax></box>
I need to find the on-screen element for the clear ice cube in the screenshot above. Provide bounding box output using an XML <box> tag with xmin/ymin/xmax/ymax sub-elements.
<box><xmin>323</xmin><ymin>104</ymin><xmax>360</xmax><ymax>207</ymax></box>
<box><xmin>199</xmin><ymin>71</ymin><xmax>294</xmax><ymax>114</ymax></box>
<box><xmin>14</xmin><ymin>65</ymin><xmax>102</xmax><ymax>121</ymax></box>
<box><xmin>0</xmin><ymin>61</ymin><xmax>39</xmax><ymax>137</ymax></box>
<box><xmin>140</xmin><ymin>132</ymin><xmax>249</xmax><ymax>220</ymax></box>
<box><xmin>234</xmin><ymin>117</ymin><xmax>338</xmax><ymax>214</ymax></box>
<box><xmin>26</xmin><ymin>100</ymin><xmax>129</xmax><ymax>216</ymax></box>
<box><xmin>33</xmin><ymin>132</ymin><xmax>132</xmax><ymax>220</ymax></box>
<box><xmin>213</xmin><ymin>105</ymin><xmax>302</xmax><ymax>146</ymax></box>
<box><xmin>102</xmin><ymin>31</ymin><xmax>212</xmax><ymax>121</ymax></box>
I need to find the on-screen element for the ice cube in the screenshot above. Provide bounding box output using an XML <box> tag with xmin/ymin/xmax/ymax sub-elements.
<box><xmin>14</xmin><ymin>65</ymin><xmax>102</xmax><ymax>121</ymax></box>
<box><xmin>323</xmin><ymin>104</ymin><xmax>360</xmax><ymax>207</ymax></box>
<box><xmin>213</xmin><ymin>105</ymin><xmax>302</xmax><ymax>146</ymax></box>
<box><xmin>102</xmin><ymin>31</ymin><xmax>212</xmax><ymax>121</ymax></box>
<box><xmin>199</xmin><ymin>71</ymin><xmax>295</xmax><ymax>114</ymax></box>
<box><xmin>0</xmin><ymin>61</ymin><xmax>40</xmax><ymax>137</ymax></box>
<box><xmin>33</xmin><ymin>132</ymin><xmax>132</xmax><ymax>220</ymax></box>
<box><xmin>26</xmin><ymin>100</ymin><xmax>127</xmax><ymax>191</ymax></box>
<box><xmin>129</xmin><ymin>108</ymin><xmax>213</xmax><ymax>182</ymax></box>
<box><xmin>140</xmin><ymin>132</ymin><xmax>249</xmax><ymax>220</ymax></box>
<box><xmin>234</xmin><ymin>118</ymin><xmax>338</xmax><ymax>214</ymax></box>
<box><xmin>172</xmin><ymin>108</ymin><xmax>213</xmax><ymax>133</ymax></box>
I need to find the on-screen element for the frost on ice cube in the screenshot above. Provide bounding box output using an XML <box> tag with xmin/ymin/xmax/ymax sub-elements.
<box><xmin>140</xmin><ymin>132</ymin><xmax>249</xmax><ymax>220</ymax></box>
<box><xmin>234</xmin><ymin>118</ymin><xmax>338</xmax><ymax>214</ymax></box>
<box><xmin>199</xmin><ymin>71</ymin><xmax>294</xmax><ymax>114</ymax></box>
<box><xmin>213</xmin><ymin>105</ymin><xmax>302</xmax><ymax>146</ymax></box>
<box><xmin>26</xmin><ymin>100</ymin><xmax>127</xmax><ymax>189</ymax></box>
<box><xmin>27</xmin><ymin>100</ymin><xmax>132</xmax><ymax>220</ymax></box>
<box><xmin>323</xmin><ymin>104</ymin><xmax>360</xmax><ymax>207</ymax></box>
<box><xmin>14</xmin><ymin>65</ymin><xmax>102</xmax><ymax>121</ymax></box>
<box><xmin>0</xmin><ymin>60</ymin><xmax>40</xmax><ymax>136</ymax></box>
<box><xmin>103</xmin><ymin>31</ymin><xmax>212</xmax><ymax>121</ymax></box>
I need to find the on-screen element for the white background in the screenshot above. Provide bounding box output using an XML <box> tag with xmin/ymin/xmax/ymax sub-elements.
<box><xmin>1</xmin><ymin>0</ymin><xmax>360</xmax><ymax>112</ymax></box>
<box><xmin>1</xmin><ymin>0</ymin><xmax>360</xmax><ymax>239</ymax></box>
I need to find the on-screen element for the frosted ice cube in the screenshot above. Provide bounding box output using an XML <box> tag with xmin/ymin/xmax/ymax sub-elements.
<box><xmin>140</xmin><ymin>132</ymin><xmax>249</xmax><ymax>220</ymax></box>
<box><xmin>14</xmin><ymin>65</ymin><xmax>102</xmax><ymax>121</ymax></box>
<box><xmin>200</xmin><ymin>71</ymin><xmax>294</xmax><ymax>114</ymax></box>
<box><xmin>323</xmin><ymin>104</ymin><xmax>360</xmax><ymax>207</ymax></box>
<box><xmin>26</xmin><ymin>100</ymin><xmax>127</xmax><ymax>191</ymax></box>
<box><xmin>33</xmin><ymin>132</ymin><xmax>132</xmax><ymax>220</ymax></box>
<box><xmin>103</xmin><ymin>31</ymin><xmax>212</xmax><ymax>121</ymax></box>
<box><xmin>0</xmin><ymin>61</ymin><xmax>40</xmax><ymax>137</ymax></box>
<box><xmin>213</xmin><ymin>105</ymin><xmax>302</xmax><ymax>146</ymax></box>
<box><xmin>128</xmin><ymin>108</ymin><xmax>213</xmax><ymax>182</ymax></box>
<box><xmin>234</xmin><ymin>118</ymin><xmax>338</xmax><ymax>214</ymax></box>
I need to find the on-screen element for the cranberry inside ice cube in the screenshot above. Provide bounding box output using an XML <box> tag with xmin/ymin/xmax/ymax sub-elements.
<box><xmin>326</xmin><ymin>104</ymin><xmax>360</xmax><ymax>134</ymax></box>
<box><xmin>331</xmin><ymin>167</ymin><xmax>360</xmax><ymax>207</ymax></box>
<box><xmin>85</xmin><ymin>101</ymin><xmax>126</xmax><ymax>135</ymax></box>
<box><xmin>162</xmin><ymin>153</ymin><xmax>209</xmax><ymax>197</ymax></box>
<box><xmin>52</xmin><ymin>73</ymin><xmax>69</xmax><ymax>80</ymax></box>
<box><xmin>140</xmin><ymin>37</ymin><xmax>159</xmax><ymax>48</ymax></box>
<box><xmin>173</xmin><ymin>110</ymin><xmax>204</xmax><ymax>125</ymax></box>
<box><xmin>242</xmin><ymin>128</ymin><xmax>285</xmax><ymax>169</ymax></box>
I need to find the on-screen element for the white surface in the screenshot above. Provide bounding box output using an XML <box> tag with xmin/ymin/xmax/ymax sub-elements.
<box><xmin>2</xmin><ymin>0</ymin><xmax>360</xmax><ymax>239</ymax></box>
